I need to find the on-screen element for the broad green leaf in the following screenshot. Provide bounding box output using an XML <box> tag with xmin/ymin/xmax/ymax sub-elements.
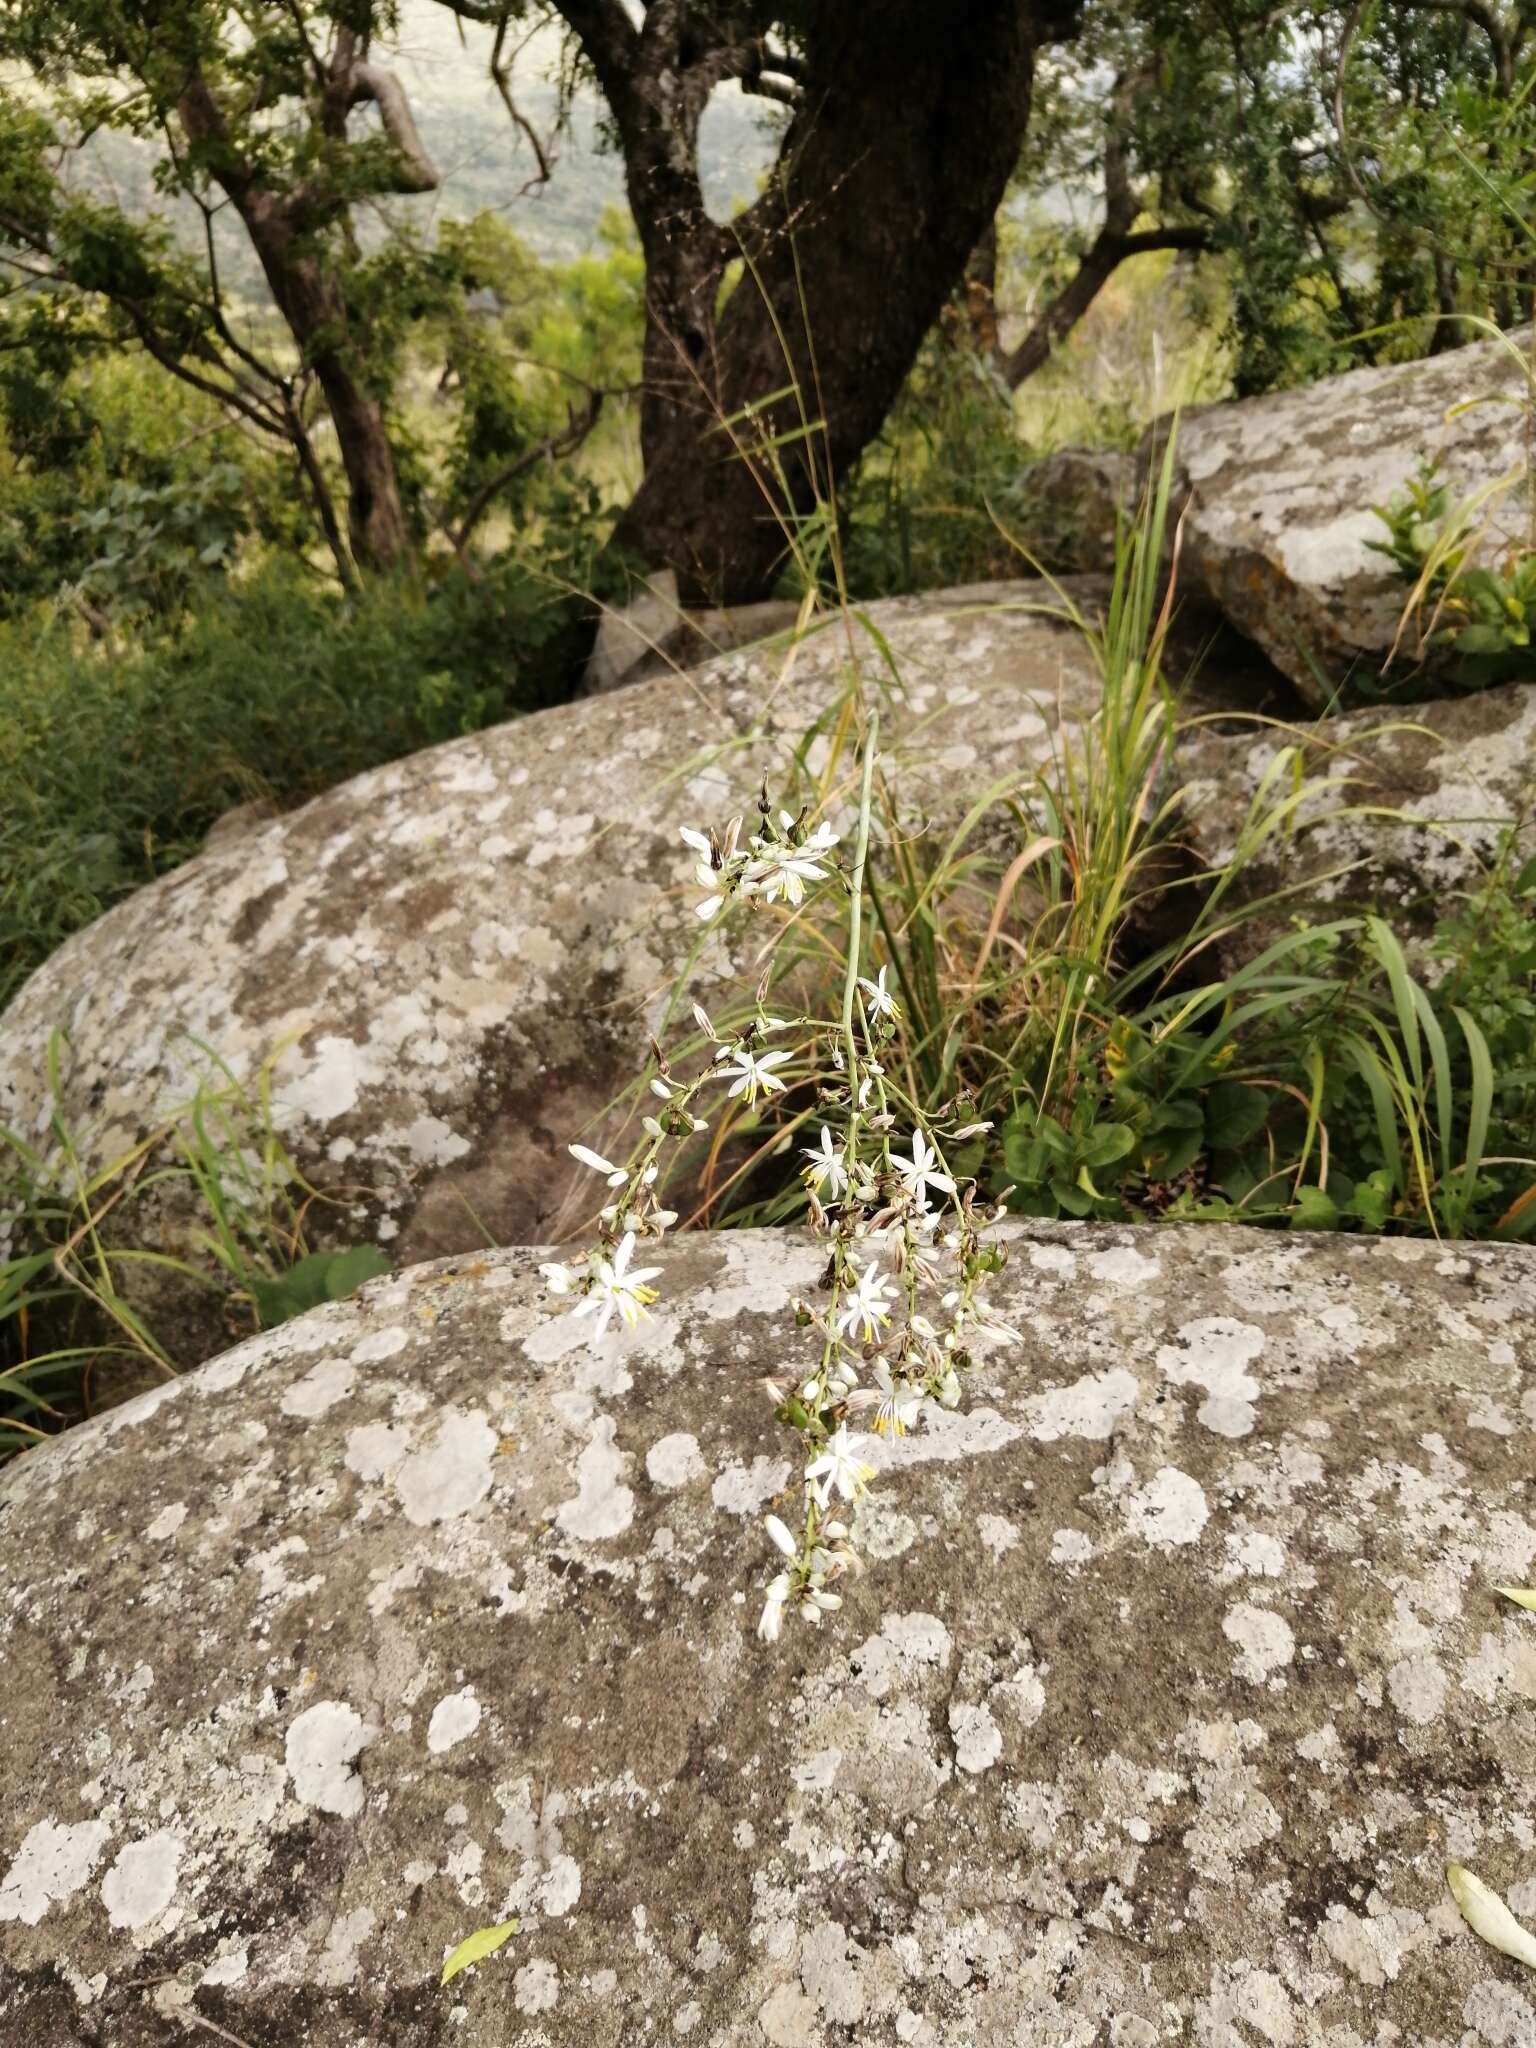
<box><xmin>1495</xmin><ymin>1586</ymin><xmax>1536</xmax><ymax>1612</ymax></box>
<box><xmin>1447</xmin><ymin>1864</ymin><xmax>1536</xmax><ymax>1970</ymax></box>
<box><xmin>1290</xmin><ymin>1185</ymin><xmax>1340</xmax><ymax>1230</ymax></box>
<box><xmin>1204</xmin><ymin>1081</ymin><xmax>1270</xmax><ymax>1152</ymax></box>
<box><xmin>440</xmin><ymin>1918</ymin><xmax>519</xmax><ymax>1986</ymax></box>
<box><xmin>1079</xmin><ymin>1122</ymin><xmax>1135</xmax><ymax>1170</ymax></box>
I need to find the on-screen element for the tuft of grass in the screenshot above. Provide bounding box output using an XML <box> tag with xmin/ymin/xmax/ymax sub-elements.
<box><xmin>0</xmin><ymin>1034</ymin><xmax>389</xmax><ymax>1458</ymax></box>
<box><xmin>596</xmin><ymin>420</ymin><xmax>1536</xmax><ymax>1248</ymax></box>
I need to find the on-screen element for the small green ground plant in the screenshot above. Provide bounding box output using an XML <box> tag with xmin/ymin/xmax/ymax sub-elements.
<box><xmin>1371</xmin><ymin>458</ymin><xmax>1536</xmax><ymax>690</ymax></box>
<box><xmin>0</xmin><ymin>1038</ymin><xmax>388</xmax><ymax>1457</ymax></box>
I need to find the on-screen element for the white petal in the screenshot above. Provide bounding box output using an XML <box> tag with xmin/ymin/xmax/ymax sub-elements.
<box><xmin>568</xmin><ymin>1143</ymin><xmax>617</xmax><ymax>1175</ymax></box>
<box><xmin>1496</xmin><ymin>1586</ymin><xmax>1536</xmax><ymax>1611</ymax></box>
<box><xmin>764</xmin><ymin>1515</ymin><xmax>798</xmax><ymax>1558</ymax></box>
<box><xmin>1447</xmin><ymin>1863</ymin><xmax>1536</xmax><ymax>1969</ymax></box>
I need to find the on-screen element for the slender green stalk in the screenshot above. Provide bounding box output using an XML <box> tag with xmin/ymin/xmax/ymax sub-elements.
<box><xmin>840</xmin><ymin>709</ymin><xmax>880</xmax><ymax>1086</ymax></box>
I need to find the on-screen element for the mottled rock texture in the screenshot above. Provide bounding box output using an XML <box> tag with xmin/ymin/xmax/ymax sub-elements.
<box><xmin>2</xmin><ymin>1221</ymin><xmax>1535</xmax><ymax>2045</ymax></box>
<box><xmin>0</xmin><ymin>582</ymin><xmax>1111</xmax><ymax>1348</ymax></box>
<box><xmin>1175</xmin><ymin>331</ymin><xmax>1529</xmax><ymax>705</ymax></box>
<box><xmin>1181</xmin><ymin>679</ymin><xmax>1536</xmax><ymax>960</ymax></box>
<box><xmin>1021</xmin><ymin>330</ymin><xmax>1531</xmax><ymax>706</ymax></box>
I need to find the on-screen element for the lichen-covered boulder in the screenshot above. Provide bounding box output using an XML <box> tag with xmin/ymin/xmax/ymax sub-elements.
<box><xmin>1172</xmin><ymin>330</ymin><xmax>1530</xmax><ymax>706</ymax></box>
<box><xmin>1021</xmin><ymin>333</ymin><xmax>1532</xmax><ymax>706</ymax></box>
<box><xmin>1181</xmin><ymin>678</ymin><xmax>1536</xmax><ymax>958</ymax></box>
<box><xmin>0</xmin><ymin>582</ymin><xmax>1111</xmax><ymax>1352</ymax></box>
<box><xmin>3</xmin><ymin>1221</ymin><xmax>1535</xmax><ymax>2044</ymax></box>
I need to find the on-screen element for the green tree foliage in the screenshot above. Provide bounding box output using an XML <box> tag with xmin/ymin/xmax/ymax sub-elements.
<box><xmin>995</xmin><ymin>0</ymin><xmax>1536</xmax><ymax>398</ymax></box>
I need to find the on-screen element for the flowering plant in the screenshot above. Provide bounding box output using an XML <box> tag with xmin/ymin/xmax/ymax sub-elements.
<box><xmin>541</xmin><ymin>713</ymin><xmax>1016</xmax><ymax>1641</ymax></box>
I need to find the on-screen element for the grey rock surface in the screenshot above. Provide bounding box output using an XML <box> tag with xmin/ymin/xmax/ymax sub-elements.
<box><xmin>1023</xmin><ymin>330</ymin><xmax>1532</xmax><ymax>705</ymax></box>
<box><xmin>1180</xmin><ymin>679</ymin><xmax>1536</xmax><ymax>958</ymax></box>
<box><xmin>0</xmin><ymin>582</ymin><xmax>1118</xmax><ymax>1345</ymax></box>
<box><xmin>2</xmin><ymin>1221</ymin><xmax>1535</xmax><ymax>2043</ymax></box>
<box><xmin>1175</xmin><ymin>331</ymin><xmax>1531</xmax><ymax>704</ymax></box>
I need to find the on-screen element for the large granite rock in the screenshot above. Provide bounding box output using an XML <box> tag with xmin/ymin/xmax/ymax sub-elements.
<box><xmin>2</xmin><ymin>1221</ymin><xmax>1535</xmax><ymax>2043</ymax></box>
<box><xmin>1021</xmin><ymin>330</ymin><xmax>1532</xmax><ymax>706</ymax></box>
<box><xmin>1176</xmin><ymin>332</ymin><xmax>1530</xmax><ymax>705</ymax></box>
<box><xmin>0</xmin><ymin>582</ymin><xmax>1122</xmax><ymax>1362</ymax></box>
<box><xmin>1181</xmin><ymin>678</ymin><xmax>1536</xmax><ymax>959</ymax></box>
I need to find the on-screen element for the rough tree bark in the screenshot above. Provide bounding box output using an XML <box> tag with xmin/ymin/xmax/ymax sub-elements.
<box><xmin>178</xmin><ymin>32</ymin><xmax>437</xmax><ymax>574</ymax></box>
<box><xmin>553</xmin><ymin>0</ymin><xmax>1079</xmax><ymax>605</ymax></box>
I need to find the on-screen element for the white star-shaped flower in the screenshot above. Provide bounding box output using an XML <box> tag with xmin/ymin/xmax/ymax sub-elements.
<box><xmin>867</xmin><ymin>1364</ymin><xmax>923</xmax><ymax>1438</ymax></box>
<box><xmin>715</xmin><ymin>1044</ymin><xmax>794</xmax><ymax>1105</ymax></box>
<box><xmin>743</xmin><ymin>837</ymin><xmax>836</xmax><ymax>907</ymax></box>
<box><xmin>569</xmin><ymin>1231</ymin><xmax>661</xmax><ymax>1343</ymax></box>
<box><xmin>858</xmin><ymin>965</ymin><xmax>899</xmax><ymax>1020</ymax></box>
<box><xmin>801</xmin><ymin>1126</ymin><xmax>848</xmax><ymax>1200</ymax></box>
<box><xmin>890</xmin><ymin>1128</ymin><xmax>956</xmax><ymax>1204</ymax></box>
<box><xmin>835</xmin><ymin>1259</ymin><xmax>897</xmax><ymax>1343</ymax></box>
<box><xmin>804</xmin><ymin>1425</ymin><xmax>877</xmax><ymax>1507</ymax></box>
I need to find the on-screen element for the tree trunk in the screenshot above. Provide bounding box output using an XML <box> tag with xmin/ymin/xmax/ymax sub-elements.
<box><xmin>233</xmin><ymin>204</ymin><xmax>410</xmax><ymax>574</ymax></box>
<box><xmin>178</xmin><ymin>75</ymin><xmax>411</xmax><ymax>577</ymax></box>
<box><xmin>608</xmin><ymin>0</ymin><xmax>1068</xmax><ymax>605</ymax></box>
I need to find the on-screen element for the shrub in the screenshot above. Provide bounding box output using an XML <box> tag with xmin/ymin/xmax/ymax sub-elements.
<box><xmin>0</xmin><ymin>557</ymin><xmax>586</xmax><ymax>1011</ymax></box>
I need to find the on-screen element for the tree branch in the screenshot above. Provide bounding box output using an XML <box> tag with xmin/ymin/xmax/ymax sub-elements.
<box><xmin>490</xmin><ymin>14</ymin><xmax>557</xmax><ymax>196</ymax></box>
<box><xmin>1392</xmin><ymin>0</ymin><xmax>1515</xmax><ymax>93</ymax></box>
<box><xmin>346</xmin><ymin>63</ymin><xmax>441</xmax><ymax>192</ymax></box>
<box><xmin>1003</xmin><ymin>220</ymin><xmax>1210</xmax><ymax>390</ymax></box>
<box><xmin>450</xmin><ymin>391</ymin><xmax>605</xmax><ymax>549</ymax></box>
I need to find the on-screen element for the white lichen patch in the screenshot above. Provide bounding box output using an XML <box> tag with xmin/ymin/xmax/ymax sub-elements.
<box><xmin>427</xmin><ymin>1688</ymin><xmax>482</xmax><ymax>1755</ymax></box>
<box><xmin>285</xmin><ymin>1700</ymin><xmax>372</xmax><ymax>1817</ymax></box>
<box><xmin>646</xmin><ymin>1432</ymin><xmax>704</xmax><ymax>1489</ymax></box>
<box><xmin>1223</xmin><ymin>1603</ymin><xmax>1297</xmax><ymax>1683</ymax></box>
<box><xmin>949</xmin><ymin>1702</ymin><xmax>1003</xmax><ymax>1774</ymax></box>
<box><xmin>1156</xmin><ymin>1316</ymin><xmax>1266</xmax><ymax>1438</ymax></box>
<box><xmin>314</xmin><ymin>1906</ymin><xmax>377</xmax><ymax>1988</ymax></box>
<box><xmin>1025</xmin><ymin>1368</ymin><xmax>1140</xmax><ymax>1443</ymax></box>
<box><xmin>1123</xmin><ymin>1466</ymin><xmax>1211</xmax><ymax>1549</ymax></box>
<box><xmin>280</xmin><ymin>1356</ymin><xmax>356</xmax><ymax>1420</ymax></box>
<box><xmin>556</xmin><ymin>1417</ymin><xmax>635</xmax><ymax>1541</ymax></box>
<box><xmin>710</xmin><ymin>1455</ymin><xmax>791</xmax><ymax>1516</ymax></box>
<box><xmin>0</xmin><ymin>1820</ymin><xmax>111</xmax><ymax>1926</ymax></box>
<box><xmin>101</xmin><ymin>1831</ymin><xmax>182</xmax><ymax>1931</ymax></box>
<box><xmin>395</xmin><ymin>1407</ymin><xmax>497</xmax><ymax>1526</ymax></box>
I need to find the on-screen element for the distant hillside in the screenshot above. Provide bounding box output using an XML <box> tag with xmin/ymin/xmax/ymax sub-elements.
<box><xmin>393</xmin><ymin>5</ymin><xmax>779</xmax><ymax>258</ymax></box>
<box><xmin>67</xmin><ymin>7</ymin><xmax>778</xmax><ymax>289</ymax></box>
